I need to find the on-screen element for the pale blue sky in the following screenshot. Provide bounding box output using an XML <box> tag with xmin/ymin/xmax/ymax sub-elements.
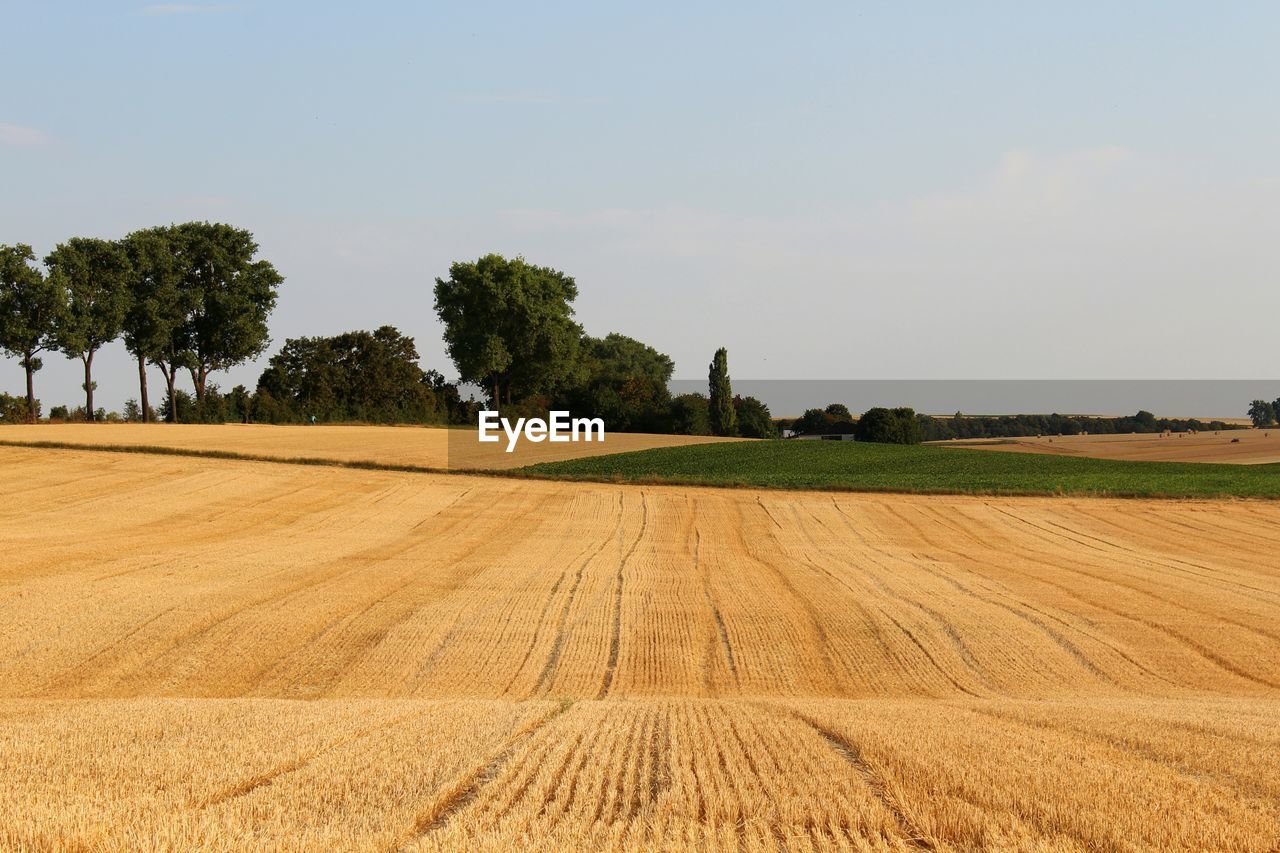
<box><xmin>3</xmin><ymin>2</ymin><xmax>1279</xmax><ymax>411</ymax></box>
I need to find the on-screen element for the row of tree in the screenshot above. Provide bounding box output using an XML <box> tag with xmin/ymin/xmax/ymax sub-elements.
<box><xmin>0</xmin><ymin>223</ymin><xmax>282</xmax><ymax>422</ymax></box>
<box><xmin>787</xmin><ymin>405</ymin><xmax>1245</xmax><ymax>443</ymax></box>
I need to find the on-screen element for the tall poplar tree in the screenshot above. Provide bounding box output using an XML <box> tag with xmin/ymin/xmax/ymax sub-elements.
<box><xmin>708</xmin><ymin>347</ymin><xmax>736</xmax><ymax>437</ymax></box>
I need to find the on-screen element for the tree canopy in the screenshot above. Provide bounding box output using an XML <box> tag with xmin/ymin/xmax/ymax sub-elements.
<box><xmin>0</xmin><ymin>243</ymin><xmax>64</xmax><ymax>420</ymax></box>
<box><xmin>734</xmin><ymin>395</ymin><xmax>777</xmax><ymax>438</ymax></box>
<box><xmin>434</xmin><ymin>254</ymin><xmax>582</xmax><ymax>407</ymax></box>
<box><xmin>177</xmin><ymin>222</ymin><xmax>283</xmax><ymax>404</ymax></box>
<box><xmin>556</xmin><ymin>333</ymin><xmax>674</xmax><ymax>432</ymax></box>
<box><xmin>122</xmin><ymin>226</ymin><xmax>191</xmax><ymax>421</ymax></box>
<box><xmin>46</xmin><ymin>237</ymin><xmax>131</xmax><ymax>420</ymax></box>
<box><xmin>256</xmin><ymin>326</ymin><xmax>456</xmax><ymax>424</ymax></box>
<box><xmin>708</xmin><ymin>347</ymin><xmax>736</xmax><ymax>436</ymax></box>
<box><xmin>855</xmin><ymin>407</ymin><xmax>923</xmax><ymax>444</ymax></box>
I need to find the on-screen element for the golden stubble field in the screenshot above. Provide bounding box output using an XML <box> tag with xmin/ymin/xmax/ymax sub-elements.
<box><xmin>1</xmin><ymin>445</ymin><xmax>1279</xmax><ymax>850</ymax></box>
<box><xmin>0</xmin><ymin>422</ymin><xmax>744</xmax><ymax>470</ymax></box>
<box><xmin>939</xmin><ymin>427</ymin><xmax>1280</xmax><ymax>464</ymax></box>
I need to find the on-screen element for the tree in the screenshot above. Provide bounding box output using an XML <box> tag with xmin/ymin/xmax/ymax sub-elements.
<box><xmin>176</xmin><ymin>222</ymin><xmax>283</xmax><ymax>406</ymax></box>
<box><xmin>855</xmin><ymin>407</ymin><xmax>923</xmax><ymax>444</ymax></box>
<box><xmin>668</xmin><ymin>393</ymin><xmax>711</xmax><ymax>435</ymax></box>
<box><xmin>790</xmin><ymin>408</ymin><xmax>832</xmax><ymax>436</ymax></box>
<box><xmin>708</xmin><ymin>347</ymin><xmax>736</xmax><ymax>436</ymax></box>
<box><xmin>434</xmin><ymin>254</ymin><xmax>583</xmax><ymax>408</ymax></box>
<box><xmin>825</xmin><ymin>403</ymin><xmax>852</xmax><ymax>421</ymax></box>
<box><xmin>122</xmin><ymin>226</ymin><xmax>191</xmax><ymax>423</ymax></box>
<box><xmin>559</xmin><ymin>333</ymin><xmax>674</xmax><ymax>432</ymax></box>
<box><xmin>256</xmin><ymin>326</ymin><xmax>450</xmax><ymax>424</ymax></box>
<box><xmin>734</xmin><ymin>395</ymin><xmax>777</xmax><ymax>438</ymax></box>
<box><xmin>46</xmin><ymin>238</ymin><xmax>131</xmax><ymax>421</ymax></box>
<box><xmin>0</xmin><ymin>244</ymin><xmax>64</xmax><ymax>421</ymax></box>
<box><xmin>1248</xmin><ymin>400</ymin><xmax>1276</xmax><ymax>428</ymax></box>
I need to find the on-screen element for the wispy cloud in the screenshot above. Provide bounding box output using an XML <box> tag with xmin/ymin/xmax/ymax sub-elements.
<box><xmin>137</xmin><ymin>3</ymin><xmax>227</xmax><ymax>15</ymax></box>
<box><xmin>0</xmin><ymin>123</ymin><xmax>52</xmax><ymax>148</ymax></box>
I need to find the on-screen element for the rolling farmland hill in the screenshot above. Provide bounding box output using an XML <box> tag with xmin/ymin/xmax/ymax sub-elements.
<box><xmin>2</xmin><ymin>444</ymin><xmax>1279</xmax><ymax>849</ymax></box>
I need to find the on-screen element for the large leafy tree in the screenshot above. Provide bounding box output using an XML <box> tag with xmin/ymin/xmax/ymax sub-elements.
<box><xmin>176</xmin><ymin>222</ymin><xmax>283</xmax><ymax>406</ymax></box>
<box><xmin>0</xmin><ymin>244</ymin><xmax>65</xmax><ymax>420</ymax></box>
<box><xmin>47</xmin><ymin>238</ymin><xmax>131</xmax><ymax>420</ymax></box>
<box><xmin>122</xmin><ymin>226</ymin><xmax>191</xmax><ymax>422</ymax></box>
<box><xmin>734</xmin><ymin>395</ymin><xmax>777</xmax><ymax>438</ymax></box>
<box><xmin>559</xmin><ymin>333</ymin><xmax>673</xmax><ymax>431</ymax></box>
<box><xmin>256</xmin><ymin>326</ymin><xmax>449</xmax><ymax>423</ymax></box>
<box><xmin>855</xmin><ymin>407</ymin><xmax>923</xmax><ymax>444</ymax></box>
<box><xmin>433</xmin><ymin>254</ymin><xmax>583</xmax><ymax>407</ymax></box>
<box><xmin>707</xmin><ymin>347</ymin><xmax>736</xmax><ymax>436</ymax></box>
<box><xmin>1248</xmin><ymin>399</ymin><xmax>1276</xmax><ymax>428</ymax></box>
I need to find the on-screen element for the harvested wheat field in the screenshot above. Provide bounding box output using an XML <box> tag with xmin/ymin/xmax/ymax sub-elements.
<box><xmin>942</xmin><ymin>427</ymin><xmax>1280</xmax><ymax>464</ymax></box>
<box><xmin>2</xmin><ymin>445</ymin><xmax>1279</xmax><ymax>850</ymax></box>
<box><xmin>0</xmin><ymin>422</ymin><xmax>743</xmax><ymax>470</ymax></box>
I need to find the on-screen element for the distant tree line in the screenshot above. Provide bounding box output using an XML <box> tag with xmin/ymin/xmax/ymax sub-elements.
<box><xmin>0</xmin><ymin>223</ymin><xmax>281</xmax><ymax>422</ymax></box>
<box><xmin>3</xmin><ymin>246</ymin><xmax>779</xmax><ymax>435</ymax></box>
<box><xmin>786</xmin><ymin>406</ymin><xmax>1245</xmax><ymax>444</ymax></box>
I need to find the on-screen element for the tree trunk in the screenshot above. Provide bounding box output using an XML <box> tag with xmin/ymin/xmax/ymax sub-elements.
<box><xmin>160</xmin><ymin>363</ymin><xmax>177</xmax><ymax>423</ymax></box>
<box><xmin>492</xmin><ymin>380</ymin><xmax>500</xmax><ymax>410</ymax></box>
<box><xmin>189</xmin><ymin>366</ymin><xmax>207</xmax><ymax>405</ymax></box>
<box><xmin>137</xmin><ymin>354</ymin><xmax>150</xmax><ymax>423</ymax></box>
<box><xmin>83</xmin><ymin>351</ymin><xmax>95</xmax><ymax>422</ymax></box>
<box><xmin>23</xmin><ymin>353</ymin><xmax>35</xmax><ymax>422</ymax></box>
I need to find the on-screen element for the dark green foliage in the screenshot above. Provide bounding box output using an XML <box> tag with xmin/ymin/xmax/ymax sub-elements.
<box><xmin>160</xmin><ymin>389</ymin><xmax>202</xmax><ymax>423</ymax></box>
<box><xmin>556</xmin><ymin>333</ymin><xmax>674</xmax><ymax>432</ymax></box>
<box><xmin>434</xmin><ymin>254</ymin><xmax>582</xmax><ymax>407</ymax></box>
<box><xmin>1248</xmin><ymin>400</ymin><xmax>1276</xmax><ymax>428</ymax></box>
<box><xmin>255</xmin><ymin>326</ymin><xmax>454</xmax><ymax>424</ymax></box>
<box><xmin>0</xmin><ymin>243</ymin><xmax>64</xmax><ymax>420</ymax></box>
<box><xmin>523</xmin><ymin>440</ymin><xmax>1280</xmax><ymax>499</ymax></box>
<box><xmin>734</xmin><ymin>395</ymin><xmax>777</xmax><ymax>438</ymax></box>
<box><xmin>47</xmin><ymin>238</ymin><xmax>132</xmax><ymax>421</ymax></box>
<box><xmin>0</xmin><ymin>392</ymin><xmax>36</xmax><ymax>422</ymax></box>
<box><xmin>228</xmin><ymin>385</ymin><xmax>252</xmax><ymax>423</ymax></box>
<box><xmin>48</xmin><ymin>405</ymin><xmax>69</xmax><ymax>420</ymax></box>
<box><xmin>789</xmin><ymin>405</ymin><xmax>856</xmax><ymax>436</ymax></box>
<box><xmin>855</xmin><ymin>407</ymin><xmax>922</xmax><ymax>444</ymax></box>
<box><xmin>175</xmin><ymin>222</ymin><xmax>283</xmax><ymax>404</ymax></box>
<box><xmin>122</xmin><ymin>226</ymin><xmax>192</xmax><ymax>421</ymax></box>
<box><xmin>667</xmin><ymin>393</ymin><xmax>712</xmax><ymax>436</ymax></box>
<box><xmin>707</xmin><ymin>347</ymin><xmax>736</xmax><ymax>436</ymax></box>
<box><xmin>917</xmin><ymin>411</ymin><xmax>1240</xmax><ymax>440</ymax></box>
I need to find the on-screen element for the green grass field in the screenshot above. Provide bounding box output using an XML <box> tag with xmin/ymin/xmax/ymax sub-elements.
<box><xmin>521</xmin><ymin>439</ymin><xmax>1280</xmax><ymax>498</ymax></box>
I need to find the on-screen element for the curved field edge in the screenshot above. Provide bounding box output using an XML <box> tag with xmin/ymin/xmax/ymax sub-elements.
<box><xmin>4</xmin><ymin>436</ymin><xmax>1280</xmax><ymax>500</ymax></box>
<box><xmin>519</xmin><ymin>439</ymin><xmax>1280</xmax><ymax>499</ymax></box>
